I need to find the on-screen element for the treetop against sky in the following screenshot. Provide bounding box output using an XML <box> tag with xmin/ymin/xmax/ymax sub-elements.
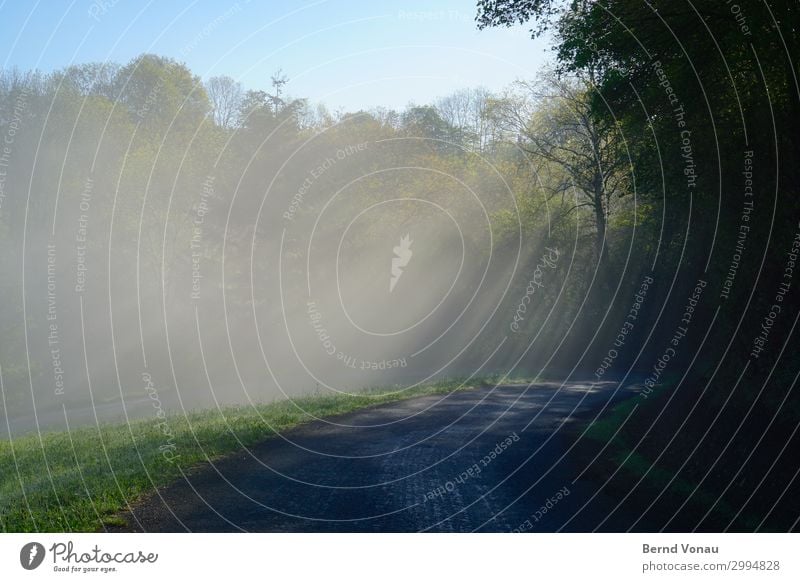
<box><xmin>0</xmin><ymin>0</ymin><xmax>549</xmax><ymax>112</ymax></box>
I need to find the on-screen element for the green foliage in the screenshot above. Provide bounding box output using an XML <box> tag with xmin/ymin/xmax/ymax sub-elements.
<box><xmin>477</xmin><ymin>0</ymin><xmax>800</xmax><ymax>529</ymax></box>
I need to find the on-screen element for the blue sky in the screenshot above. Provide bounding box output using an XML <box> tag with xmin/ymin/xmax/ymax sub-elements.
<box><xmin>0</xmin><ymin>0</ymin><xmax>551</xmax><ymax>111</ymax></box>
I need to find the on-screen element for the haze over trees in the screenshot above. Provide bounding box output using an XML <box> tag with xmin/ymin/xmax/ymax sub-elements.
<box><xmin>0</xmin><ymin>0</ymin><xmax>797</xmax><ymax>530</ymax></box>
<box><xmin>0</xmin><ymin>53</ymin><xmax>538</xmax><ymax>429</ymax></box>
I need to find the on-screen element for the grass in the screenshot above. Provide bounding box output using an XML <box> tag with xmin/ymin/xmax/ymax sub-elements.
<box><xmin>583</xmin><ymin>382</ymin><xmax>759</xmax><ymax>529</ymax></box>
<box><xmin>583</xmin><ymin>390</ymin><xmax>641</xmax><ymax>444</ymax></box>
<box><xmin>0</xmin><ymin>377</ymin><xmax>491</xmax><ymax>533</ymax></box>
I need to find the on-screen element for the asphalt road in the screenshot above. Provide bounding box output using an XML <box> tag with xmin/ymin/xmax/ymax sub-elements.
<box><xmin>110</xmin><ymin>381</ymin><xmax>640</xmax><ymax>532</ymax></box>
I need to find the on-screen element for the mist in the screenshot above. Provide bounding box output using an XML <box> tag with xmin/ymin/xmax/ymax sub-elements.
<box><xmin>0</xmin><ymin>56</ymin><xmax>573</xmax><ymax>437</ymax></box>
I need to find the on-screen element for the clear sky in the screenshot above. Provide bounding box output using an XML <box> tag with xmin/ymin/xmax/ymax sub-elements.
<box><xmin>0</xmin><ymin>0</ymin><xmax>551</xmax><ymax>111</ymax></box>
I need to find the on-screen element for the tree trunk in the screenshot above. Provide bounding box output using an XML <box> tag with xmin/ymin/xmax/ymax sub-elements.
<box><xmin>593</xmin><ymin>178</ymin><xmax>610</xmax><ymax>291</ymax></box>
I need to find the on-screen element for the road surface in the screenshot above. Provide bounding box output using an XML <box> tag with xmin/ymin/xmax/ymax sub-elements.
<box><xmin>110</xmin><ymin>381</ymin><xmax>640</xmax><ymax>532</ymax></box>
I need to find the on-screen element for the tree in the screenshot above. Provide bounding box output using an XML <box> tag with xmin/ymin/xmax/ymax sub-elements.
<box><xmin>205</xmin><ymin>75</ymin><xmax>243</xmax><ymax>129</ymax></box>
<box><xmin>401</xmin><ymin>105</ymin><xmax>463</xmax><ymax>153</ymax></box>
<box><xmin>114</xmin><ymin>54</ymin><xmax>210</xmax><ymax>133</ymax></box>
<box><xmin>436</xmin><ymin>87</ymin><xmax>496</xmax><ymax>152</ymax></box>
<box><xmin>476</xmin><ymin>0</ymin><xmax>559</xmax><ymax>38</ymax></box>
<box><xmin>492</xmin><ymin>71</ymin><xmax>628</xmax><ymax>275</ymax></box>
<box><xmin>53</xmin><ymin>62</ymin><xmax>119</xmax><ymax>99</ymax></box>
<box><xmin>266</xmin><ymin>69</ymin><xmax>288</xmax><ymax>115</ymax></box>
<box><xmin>237</xmin><ymin>71</ymin><xmax>305</xmax><ymax>136</ymax></box>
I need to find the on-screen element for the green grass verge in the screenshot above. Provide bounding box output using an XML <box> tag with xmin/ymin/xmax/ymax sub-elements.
<box><xmin>583</xmin><ymin>383</ymin><xmax>758</xmax><ymax>529</ymax></box>
<box><xmin>0</xmin><ymin>377</ymin><xmax>488</xmax><ymax>533</ymax></box>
